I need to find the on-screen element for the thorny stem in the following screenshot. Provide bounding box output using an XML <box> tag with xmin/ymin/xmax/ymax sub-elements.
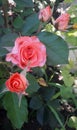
<box><xmin>2</xmin><ymin>0</ymin><xmax>9</xmax><ymax>28</ymax></box>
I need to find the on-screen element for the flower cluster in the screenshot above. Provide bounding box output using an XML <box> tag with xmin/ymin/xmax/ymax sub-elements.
<box><xmin>38</xmin><ymin>6</ymin><xmax>70</xmax><ymax>31</ymax></box>
<box><xmin>5</xmin><ymin>5</ymin><xmax>70</xmax><ymax>97</ymax></box>
<box><xmin>5</xmin><ymin>36</ymin><xmax>46</xmax><ymax>95</ymax></box>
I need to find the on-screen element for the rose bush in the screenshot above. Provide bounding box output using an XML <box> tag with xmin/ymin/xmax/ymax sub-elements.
<box><xmin>6</xmin><ymin>36</ymin><xmax>46</xmax><ymax>70</ymax></box>
<box><xmin>0</xmin><ymin>0</ymin><xmax>77</xmax><ymax>130</ymax></box>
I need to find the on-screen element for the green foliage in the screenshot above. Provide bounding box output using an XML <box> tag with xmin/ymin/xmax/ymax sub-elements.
<box><xmin>61</xmin><ymin>68</ymin><xmax>74</xmax><ymax>87</ymax></box>
<box><xmin>22</xmin><ymin>0</ymin><xmax>34</xmax><ymax>7</ymax></box>
<box><xmin>14</xmin><ymin>0</ymin><xmax>34</xmax><ymax>8</ymax></box>
<box><xmin>29</xmin><ymin>95</ymin><xmax>43</xmax><ymax>110</ymax></box>
<box><xmin>60</xmin><ymin>85</ymin><xmax>73</xmax><ymax>99</ymax></box>
<box><xmin>3</xmin><ymin>92</ymin><xmax>28</xmax><ymax>129</ymax></box>
<box><xmin>38</xmin><ymin>86</ymin><xmax>55</xmax><ymax>101</ymax></box>
<box><xmin>38</xmin><ymin>32</ymin><xmax>69</xmax><ymax>65</ymax></box>
<box><xmin>13</xmin><ymin>16</ymin><xmax>24</xmax><ymax>29</ymax></box>
<box><xmin>26</xmin><ymin>73</ymin><xmax>40</xmax><ymax>95</ymax></box>
<box><xmin>35</xmin><ymin>97</ymin><xmax>64</xmax><ymax>129</ymax></box>
<box><xmin>0</xmin><ymin>63</ymin><xmax>10</xmax><ymax>81</ymax></box>
<box><xmin>64</xmin><ymin>30</ymin><xmax>77</xmax><ymax>46</ymax></box>
<box><xmin>0</xmin><ymin>33</ymin><xmax>18</xmax><ymax>56</ymax></box>
<box><xmin>22</xmin><ymin>13</ymin><xmax>40</xmax><ymax>35</ymax></box>
<box><xmin>0</xmin><ymin>0</ymin><xmax>77</xmax><ymax>129</ymax></box>
<box><xmin>48</xmin><ymin>104</ymin><xmax>64</xmax><ymax>129</ymax></box>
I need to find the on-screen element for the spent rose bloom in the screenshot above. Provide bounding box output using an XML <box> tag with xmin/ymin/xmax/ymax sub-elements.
<box><xmin>55</xmin><ymin>13</ymin><xmax>70</xmax><ymax>31</ymax></box>
<box><xmin>5</xmin><ymin>72</ymin><xmax>29</xmax><ymax>93</ymax></box>
<box><xmin>6</xmin><ymin>36</ymin><xmax>46</xmax><ymax>70</ymax></box>
<box><xmin>39</xmin><ymin>5</ymin><xmax>52</xmax><ymax>22</ymax></box>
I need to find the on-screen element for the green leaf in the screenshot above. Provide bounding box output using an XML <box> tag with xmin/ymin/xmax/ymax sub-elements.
<box><xmin>14</xmin><ymin>0</ymin><xmax>34</xmax><ymax>8</ymax></box>
<box><xmin>29</xmin><ymin>95</ymin><xmax>43</xmax><ymax>110</ymax></box>
<box><xmin>26</xmin><ymin>73</ymin><xmax>40</xmax><ymax>95</ymax></box>
<box><xmin>37</xmin><ymin>103</ymin><xmax>64</xmax><ymax>129</ymax></box>
<box><xmin>48</xmin><ymin>104</ymin><xmax>65</xmax><ymax>129</ymax></box>
<box><xmin>22</xmin><ymin>8</ymin><xmax>33</xmax><ymax>17</ymax></box>
<box><xmin>22</xmin><ymin>13</ymin><xmax>40</xmax><ymax>35</ymax></box>
<box><xmin>60</xmin><ymin>86</ymin><xmax>72</xmax><ymax>99</ymax></box>
<box><xmin>61</xmin><ymin>68</ymin><xmax>74</xmax><ymax>87</ymax></box>
<box><xmin>48</xmin><ymin>100</ymin><xmax>60</xmax><ymax>110</ymax></box>
<box><xmin>37</xmin><ymin>106</ymin><xmax>45</xmax><ymax>125</ymax></box>
<box><xmin>39</xmin><ymin>87</ymin><xmax>55</xmax><ymax>101</ymax></box>
<box><xmin>37</xmin><ymin>106</ymin><xmax>49</xmax><ymax>125</ymax></box>
<box><xmin>38</xmin><ymin>32</ymin><xmax>69</xmax><ymax>65</ymax></box>
<box><xmin>32</xmin><ymin>67</ymin><xmax>43</xmax><ymax>77</ymax></box>
<box><xmin>13</xmin><ymin>16</ymin><xmax>24</xmax><ymax>29</ymax></box>
<box><xmin>0</xmin><ymin>33</ymin><xmax>18</xmax><ymax>56</ymax></box>
<box><xmin>3</xmin><ymin>92</ymin><xmax>28</xmax><ymax>129</ymax></box>
<box><xmin>22</xmin><ymin>0</ymin><xmax>34</xmax><ymax>7</ymax></box>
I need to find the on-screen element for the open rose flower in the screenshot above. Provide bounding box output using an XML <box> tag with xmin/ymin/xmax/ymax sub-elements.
<box><xmin>39</xmin><ymin>5</ymin><xmax>52</xmax><ymax>22</ymax></box>
<box><xmin>6</xmin><ymin>36</ymin><xmax>46</xmax><ymax>70</ymax></box>
<box><xmin>5</xmin><ymin>72</ymin><xmax>29</xmax><ymax>94</ymax></box>
<box><xmin>55</xmin><ymin>13</ymin><xmax>70</xmax><ymax>31</ymax></box>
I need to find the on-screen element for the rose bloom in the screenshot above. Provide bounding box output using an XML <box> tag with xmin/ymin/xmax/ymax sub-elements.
<box><xmin>6</xmin><ymin>36</ymin><xmax>46</xmax><ymax>70</ymax></box>
<box><xmin>5</xmin><ymin>72</ymin><xmax>29</xmax><ymax>93</ymax></box>
<box><xmin>55</xmin><ymin>13</ymin><xmax>70</xmax><ymax>31</ymax></box>
<box><xmin>39</xmin><ymin>5</ymin><xmax>52</xmax><ymax>22</ymax></box>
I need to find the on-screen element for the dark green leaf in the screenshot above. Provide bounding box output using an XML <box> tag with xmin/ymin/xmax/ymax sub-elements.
<box><xmin>14</xmin><ymin>0</ymin><xmax>34</xmax><ymax>8</ymax></box>
<box><xmin>37</xmin><ymin>106</ymin><xmax>44</xmax><ymax>125</ymax></box>
<box><xmin>37</xmin><ymin>106</ymin><xmax>49</xmax><ymax>125</ymax></box>
<box><xmin>48</xmin><ymin>100</ymin><xmax>60</xmax><ymax>110</ymax></box>
<box><xmin>39</xmin><ymin>87</ymin><xmax>55</xmax><ymax>101</ymax></box>
<box><xmin>32</xmin><ymin>67</ymin><xmax>43</xmax><ymax>77</ymax></box>
<box><xmin>48</xmin><ymin>105</ymin><xmax>64</xmax><ymax>129</ymax></box>
<box><xmin>13</xmin><ymin>16</ymin><xmax>24</xmax><ymax>29</ymax></box>
<box><xmin>29</xmin><ymin>95</ymin><xmax>43</xmax><ymax>110</ymax></box>
<box><xmin>38</xmin><ymin>32</ymin><xmax>69</xmax><ymax>65</ymax></box>
<box><xmin>22</xmin><ymin>13</ymin><xmax>40</xmax><ymax>35</ymax></box>
<box><xmin>0</xmin><ymin>33</ymin><xmax>18</xmax><ymax>56</ymax></box>
<box><xmin>3</xmin><ymin>92</ymin><xmax>28</xmax><ymax>129</ymax></box>
<box><xmin>14</xmin><ymin>0</ymin><xmax>26</xmax><ymax>9</ymax></box>
<box><xmin>22</xmin><ymin>8</ymin><xmax>33</xmax><ymax>17</ymax></box>
<box><xmin>22</xmin><ymin>0</ymin><xmax>34</xmax><ymax>7</ymax></box>
<box><xmin>26</xmin><ymin>73</ymin><xmax>40</xmax><ymax>95</ymax></box>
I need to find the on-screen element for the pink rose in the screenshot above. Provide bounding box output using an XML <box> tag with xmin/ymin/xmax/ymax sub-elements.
<box><xmin>5</xmin><ymin>72</ymin><xmax>29</xmax><ymax>93</ymax></box>
<box><xmin>39</xmin><ymin>5</ymin><xmax>52</xmax><ymax>22</ymax></box>
<box><xmin>6</xmin><ymin>36</ymin><xmax>46</xmax><ymax>70</ymax></box>
<box><xmin>55</xmin><ymin>13</ymin><xmax>70</xmax><ymax>31</ymax></box>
